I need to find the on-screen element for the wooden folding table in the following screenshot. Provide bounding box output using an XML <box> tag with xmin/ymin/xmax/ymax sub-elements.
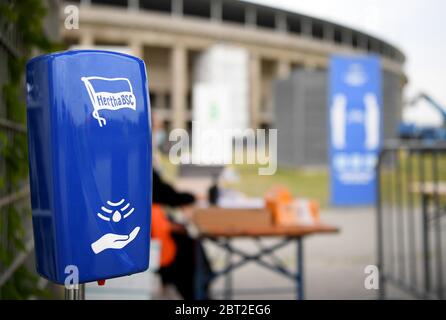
<box><xmin>191</xmin><ymin>207</ymin><xmax>339</xmax><ymax>300</ymax></box>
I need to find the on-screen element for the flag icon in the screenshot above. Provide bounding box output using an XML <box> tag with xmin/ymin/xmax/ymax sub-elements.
<box><xmin>81</xmin><ymin>76</ymin><xmax>137</xmax><ymax>127</ymax></box>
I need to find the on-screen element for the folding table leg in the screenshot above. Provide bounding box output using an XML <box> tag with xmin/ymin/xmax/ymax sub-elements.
<box><xmin>296</xmin><ymin>237</ymin><xmax>304</xmax><ymax>300</ymax></box>
<box><xmin>194</xmin><ymin>239</ymin><xmax>203</xmax><ymax>300</ymax></box>
<box><xmin>224</xmin><ymin>239</ymin><xmax>233</xmax><ymax>300</ymax></box>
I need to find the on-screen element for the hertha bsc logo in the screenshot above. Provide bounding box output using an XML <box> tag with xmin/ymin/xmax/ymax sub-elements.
<box><xmin>81</xmin><ymin>76</ymin><xmax>136</xmax><ymax>127</ymax></box>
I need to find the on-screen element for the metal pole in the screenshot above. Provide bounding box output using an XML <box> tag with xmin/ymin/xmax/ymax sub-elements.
<box><xmin>376</xmin><ymin>150</ymin><xmax>386</xmax><ymax>300</ymax></box>
<box><xmin>296</xmin><ymin>237</ymin><xmax>304</xmax><ymax>300</ymax></box>
<box><xmin>432</xmin><ymin>151</ymin><xmax>443</xmax><ymax>299</ymax></box>
<box><xmin>419</xmin><ymin>151</ymin><xmax>431</xmax><ymax>296</ymax></box>
<box><xmin>395</xmin><ymin>150</ymin><xmax>406</xmax><ymax>282</ymax></box>
<box><xmin>421</xmin><ymin>194</ymin><xmax>431</xmax><ymax>295</ymax></box>
<box><xmin>224</xmin><ymin>239</ymin><xmax>232</xmax><ymax>300</ymax></box>
<box><xmin>406</xmin><ymin>150</ymin><xmax>417</xmax><ymax>289</ymax></box>
<box><xmin>65</xmin><ymin>284</ymin><xmax>85</xmax><ymax>300</ymax></box>
<box><xmin>194</xmin><ymin>239</ymin><xmax>203</xmax><ymax>300</ymax></box>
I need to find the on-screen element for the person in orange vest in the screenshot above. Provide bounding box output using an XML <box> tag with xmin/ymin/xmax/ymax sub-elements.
<box><xmin>151</xmin><ymin>169</ymin><xmax>212</xmax><ymax>300</ymax></box>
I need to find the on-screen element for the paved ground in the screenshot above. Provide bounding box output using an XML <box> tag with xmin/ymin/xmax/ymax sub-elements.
<box><xmin>83</xmin><ymin>205</ymin><xmax>412</xmax><ymax>300</ymax></box>
<box><xmin>205</xmin><ymin>207</ymin><xmax>408</xmax><ymax>300</ymax></box>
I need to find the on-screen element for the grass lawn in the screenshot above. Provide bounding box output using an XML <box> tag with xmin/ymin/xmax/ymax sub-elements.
<box><xmin>158</xmin><ymin>148</ymin><xmax>446</xmax><ymax>211</ymax></box>
<box><xmin>228</xmin><ymin>164</ymin><xmax>330</xmax><ymax>207</ymax></box>
<box><xmin>159</xmin><ymin>155</ymin><xmax>330</xmax><ymax>207</ymax></box>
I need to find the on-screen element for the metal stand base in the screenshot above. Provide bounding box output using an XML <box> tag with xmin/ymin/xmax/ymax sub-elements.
<box><xmin>65</xmin><ymin>284</ymin><xmax>85</xmax><ymax>300</ymax></box>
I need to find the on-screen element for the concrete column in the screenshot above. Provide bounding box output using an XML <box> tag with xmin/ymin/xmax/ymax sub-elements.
<box><xmin>342</xmin><ymin>29</ymin><xmax>352</xmax><ymax>46</ymax></box>
<box><xmin>371</xmin><ymin>39</ymin><xmax>380</xmax><ymax>53</ymax></box>
<box><xmin>277</xmin><ymin>60</ymin><xmax>291</xmax><ymax>79</ymax></box>
<box><xmin>128</xmin><ymin>0</ymin><xmax>139</xmax><ymax>11</ymax></box>
<box><xmin>129</xmin><ymin>39</ymin><xmax>143</xmax><ymax>58</ymax></box>
<box><xmin>211</xmin><ymin>0</ymin><xmax>222</xmax><ymax>22</ymax></box>
<box><xmin>358</xmin><ymin>35</ymin><xmax>368</xmax><ymax>51</ymax></box>
<box><xmin>172</xmin><ymin>0</ymin><xmax>183</xmax><ymax>17</ymax></box>
<box><xmin>275</xmin><ymin>12</ymin><xmax>287</xmax><ymax>33</ymax></box>
<box><xmin>245</xmin><ymin>5</ymin><xmax>257</xmax><ymax>28</ymax></box>
<box><xmin>323</xmin><ymin>24</ymin><xmax>334</xmax><ymax>42</ymax></box>
<box><xmin>80</xmin><ymin>0</ymin><xmax>91</xmax><ymax>6</ymax></box>
<box><xmin>171</xmin><ymin>45</ymin><xmax>187</xmax><ymax>129</ymax></box>
<box><xmin>79</xmin><ymin>30</ymin><xmax>93</xmax><ymax>47</ymax></box>
<box><xmin>382</xmin><ymin>45</ymin><xmax>391</xmax><ymax>57</ymax></box>
<box><xmin>249</xmin><ymin>53</ymin><xmax>261</xmax><ymax>128</ymax></box>
<box><xmin>301</xmin><ymin>17</ymin><xmax>312</xmax><ymax>37</ymax></box>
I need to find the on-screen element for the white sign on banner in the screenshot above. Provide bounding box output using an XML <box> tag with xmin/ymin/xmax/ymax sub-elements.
<box><xmin>192</xmin><ymin>44</ymin><xmax>250</xmax><ymax>164</ymax></box>
<box><xmin>192</xmin><ymin>83</ymin><xmax>232</xmax><ymax>164</ymax></box>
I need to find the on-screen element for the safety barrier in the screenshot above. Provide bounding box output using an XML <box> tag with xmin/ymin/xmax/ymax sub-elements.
<box><xmin>377</xmin><ymin>142</ymin><xmax>446</xmax><ymax>299</ymax></box>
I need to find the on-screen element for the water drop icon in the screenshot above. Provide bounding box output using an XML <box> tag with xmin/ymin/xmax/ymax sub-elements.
<box><xmin>112</xmin><ymin>210</ymin><xmax>122</xmax><ymax>222</ymax></box>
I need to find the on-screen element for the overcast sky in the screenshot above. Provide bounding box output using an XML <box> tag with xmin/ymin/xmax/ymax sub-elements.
<box><xmin>248</xmin><ymin>0</ymin><xmax>446</xmax><ymax>123</ymax></box>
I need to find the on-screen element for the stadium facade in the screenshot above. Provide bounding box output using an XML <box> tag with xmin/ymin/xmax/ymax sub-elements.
<box><xmin>62</xmin><ymin>0</ymin><xmax>405</xmax><ymax>148</ymax></box>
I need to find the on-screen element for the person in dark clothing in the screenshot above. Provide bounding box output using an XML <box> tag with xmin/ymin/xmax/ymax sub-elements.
<box><xmin>152</xmin><ymin>170</ymin><xmax>195</xmax><ymax>206</ymax></box>
<box><xmin>152</xmin><ymin>169</ymin><xmax>213</xmax><ymax>300</ymax></box>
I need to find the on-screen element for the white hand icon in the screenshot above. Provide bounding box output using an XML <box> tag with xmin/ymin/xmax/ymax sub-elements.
<box><xmin>91</xmin><ymin>226</ymin><xmax>140</xmax><ymax>254</ymax></box>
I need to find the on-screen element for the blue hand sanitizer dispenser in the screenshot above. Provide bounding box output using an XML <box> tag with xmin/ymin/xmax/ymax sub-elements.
<box><xmin>26</xmin><ymin>50</ymin><xmax>152</xmax><ymax>285</ymax></box>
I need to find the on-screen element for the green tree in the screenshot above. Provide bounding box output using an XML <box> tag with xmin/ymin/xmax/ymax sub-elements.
<box><xmin>0</xmin><ymin>0</ymin><xmax>60</xmax><ymax>299</ymax></box>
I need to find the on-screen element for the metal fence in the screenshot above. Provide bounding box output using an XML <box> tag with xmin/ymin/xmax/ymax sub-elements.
<box><xmin>377</xmin><ymin>142</ymin><xmax>446</xmax><ymax>299</ymax></box>
<box><xmin>0</xmin><ymin>10</ymin><xmax>33</xmax><ymax>295</ymax></box>
<box><xmin>0</xmin><ymin>118</ymin><xmax>32</xmax><ymax>292</ymax></box>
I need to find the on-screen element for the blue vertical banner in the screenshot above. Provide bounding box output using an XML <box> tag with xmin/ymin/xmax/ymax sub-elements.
<box><xmin>329</xmin><ymin>55</ymin><xmax>382</xmax><ymax>206</ymax></box>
